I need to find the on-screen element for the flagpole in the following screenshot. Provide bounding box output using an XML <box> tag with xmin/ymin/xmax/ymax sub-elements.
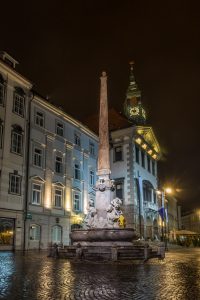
<box><xmin>161</xmin><ymin>191</ymin><xmax>164</xmax><ymax>242</ymax></box>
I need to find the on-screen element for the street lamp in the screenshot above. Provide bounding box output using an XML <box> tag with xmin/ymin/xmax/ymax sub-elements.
<box><xmin>157</xmin><ymin>187</ymin><xmax>172</xmax><ymax>250</ymax></box>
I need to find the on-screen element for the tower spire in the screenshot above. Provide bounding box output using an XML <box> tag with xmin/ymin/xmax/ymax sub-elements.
<box><xmin>124</xmin><ymin>62</ymin><xmax>146</xmax><ymax>125</ymax></box>
<box><xmin>126</xmin><ymin>61</ymin><xmax>141</xmax><ymax>99</ymax></box>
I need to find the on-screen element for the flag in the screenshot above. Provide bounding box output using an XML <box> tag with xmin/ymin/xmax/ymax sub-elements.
<box><xmin>158</xmin><ymin>207</ymin><xmax>165</xmax><ymax>221</ymax></box>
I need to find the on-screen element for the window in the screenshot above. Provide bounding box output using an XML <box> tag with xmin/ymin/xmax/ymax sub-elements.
<box><xmin>152</xmin><ymin>160</ymin><xmax>155</xmax><ymax>176</ymax></box>
<box><xmin>89</xmin><ymin>142</ymin><xmax>95</xmax><ymax>156</ymax></box>
<box><xmin>54</xmin><ymin>189</ymin><xmax>62</xmax><ymax>208</ymax></box>
<box><xmin>55</xmin><ymin>156</ymin><xmax>63</xmax><ymax>174</ymax></box>
<box><xmin>114</xmin><ymin>146</ymin><xmax>123</xmax><ymax>162</ymax></box>
<box><xmin>115</xmin><ymin>180</ymin><xmax>124</xmax><ymax>200</ymax></box>
<box><xmin>141</xmin><ymin>151</ymin><xmax>145</xmax><ymax>168</ymax></box>
<box><xmin>73</xmin><ymin>193</ymin><xmax>81</xmax><ymax>211</ymax></box>
<box><xmin>32</xmin><ymin>184</ymin><xmax>41</xmax><ymax>205</ymax></box>
<box><xmin>52</xmin><ymin>225</ymin><xmax>62</xmax><ymax>243</ymax></box>
<box><xmin>33</xmin><ymin>147</ymin><xmax>42</xmax><ymax>167</ymax></box>
<box><xmin>0</xmin><ymin>122</ymin><xmax>3</xmax><ymax>148</ymax></box>
<box><xmin>143</xmin><ymin>180</ymin><xmax>153</xmax><ymax>202</ymax></box>
<box><xmin>89</xmin><ymin>170</ymin><xmax>95</xmax><ymax>186</ymax></box>
<box><xmin>30</xmin><ymin>225</ymin><xmax>40</xmax><ymax>241</ymax></box>
<box><xmin>74</xmin><ymin>133</ymin><xmax>81</xmax><ymax>147</ymax></box>
<box><xmin>74</xmin><ymin>163</ymin><xmax>81</xmax><ymax>180</ymax></box>
<box><xmin>0</xmin><ymin>82</ymin><xmax>5</xmax><ymax>105</ymax></box>
<box><xmin>56</xmin><ymin>121</ymin><xmax>64</xmax><ymax>137</ymax></box>
<box><xmin>135</xmin><ymin>145</ymin><xmax>140</xmax><ymax>163</ymax></box>
<box><xmin>35</xmin><ymin>111</ymin><xmax>44</xmax><ymax>127</ymax></box>
<box><xmin>9</xmin><ymin>173</ymin><xmax>21</xmax><ymax>195</ymax></box>
<box><xmin>11</xmin><ymin>130</ymin><xmax>23</xmax><ymax>155</ymax></box>
<box><xmin>147</xmin><ymin>156</ymin><xmax>151</xmax><ymax>172</ymax></box>
<box><xmin>13</xmin><ymin>93</ymin><xmax>25</xmax><ymax>117</ymax></box>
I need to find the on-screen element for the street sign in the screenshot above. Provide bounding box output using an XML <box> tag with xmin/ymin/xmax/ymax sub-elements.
<box><xmin>26</xmin><ymin>213</ymin><xmax>32</xmax><ymax>220</ymax></box>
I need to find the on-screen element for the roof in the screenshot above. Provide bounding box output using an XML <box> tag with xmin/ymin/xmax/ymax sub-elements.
<box><xmin>84</xmin><ymin>108</ymin><xmax>132</xmax><ymax>135</ymax></box>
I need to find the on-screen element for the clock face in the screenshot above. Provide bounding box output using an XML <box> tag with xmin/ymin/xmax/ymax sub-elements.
<box><xmin>130</xmin><ymin>106</ymin><xmax>139</xmax><ymax>116</ymax></box>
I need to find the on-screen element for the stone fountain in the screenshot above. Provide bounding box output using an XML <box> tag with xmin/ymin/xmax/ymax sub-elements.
<box><xmin>70</xmin><ymin>72</ymin><xmax>138</xmax><ymax>257</ymax></box>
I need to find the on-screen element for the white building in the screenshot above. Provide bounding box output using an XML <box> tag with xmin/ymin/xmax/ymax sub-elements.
<box><xmin>0</xmin><ymin>53</ymin><xmax>98</xmax><ymax>250</ymax></box>
<box><xmin>25</xmin><ymin>93</ymin><xmax>98</xmax><ymax>249</ymax></box>
<box><xmin>109</xmin><ymin>63</ymin><xmax>161</xmax><ymax>239</ymax></box>
<box><xmin>0</xmin><ymin>52</ymin><xmax>32</xmax><ymax>250</ymax></box>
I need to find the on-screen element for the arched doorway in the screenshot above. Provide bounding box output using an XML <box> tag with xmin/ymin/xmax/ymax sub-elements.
<box><xmin>0</xmin><ymin>218</ymin><xmax>14</xmax><ymax>250</ymax></box>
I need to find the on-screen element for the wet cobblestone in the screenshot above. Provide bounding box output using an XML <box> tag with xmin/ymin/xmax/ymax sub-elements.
<box><xmin>0</xmin><ymin>249</ymin><xmax>200</xmax><ymax>300</ymax></box>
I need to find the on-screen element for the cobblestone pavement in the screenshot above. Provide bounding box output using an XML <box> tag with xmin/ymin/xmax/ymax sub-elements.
<box><xmin>0</xmin><ymin>248</ymin><xmax>200</xmax><ymax>300</ymax></box>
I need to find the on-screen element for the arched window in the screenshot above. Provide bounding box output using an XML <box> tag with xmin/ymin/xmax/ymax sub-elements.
<box><xmin>52</xmin><ymin>225</ymin><xmax>62</xmax><ymax>243</ymax></box>
<box><xmin>30</xmin><ymin>224</ymin><xmax>40</xmax><ymax>241</ymax></box>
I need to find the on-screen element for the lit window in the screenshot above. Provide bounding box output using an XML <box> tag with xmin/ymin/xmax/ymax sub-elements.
<box><xmin>13</xmin><ymin>93</ymin><xmax>25</xmax><ymax>117</ymax></box>
<box><xmin>54</xmin><ymin>189</ymin><xmax>62</xmax><ymax>208</ymax></box>
<box><xmin>33</xmin><ymin>147</ymin><xmax>42</xmax><ymax>167</ymax></box>
<box><xmin>89</xmin><ymin>170</ymin><xmax>95</xmax><ymax>186</ymax></box>
<box><xmin>35</xmin><ymin>111</ymin><xmax>44</xmax><ymax>127</ymax></box>
<box><xmin>55</xmin><ymin>156</ymin><xmax>63</xmax><ymax>174</ymax></box>
<box><xmin>11</xmin><ymin>129</ymin><xmax>23</xmax><ymax>155</ymax></box>
<box><xmin>89</xmin><ymin>142</ymin><xmax>95</xmax><ymax>156</ymax></box>
<box><xmin>56</xmin><ymin>121</ymin><xmax>64</xmax><ymax>137</ymax></box>
<box><xmin>9</xmin><ymin>173</ymin><xmax>21</xmax><ymax>195</ymax></box>
<box><xmin>74</xmin><ymin>193</ymin><xmax>81</xmax><ymax>211</ymax></box>
<box><xmin>32</xmin><ymin>184</ymin><xmax>41</xmax><ymax>205</ymax></box>
<box><xmin>74</xmin><ymin>133</ymin><xmax>81</xmax><ymax>147</ymax></box>
<box><xmin>114</xmin><ymin>146</ymin><xmax>123</xmax><ymax>162</ymax></box>
<box><xmin>30</xmin><ymin>225</ymin><xmax>40</xmax><ymax>241</ymax></box>
<box><xmin>74</xmin><ymin>163</ymin><xmax>81</xmax><ymax>180</ymax></box>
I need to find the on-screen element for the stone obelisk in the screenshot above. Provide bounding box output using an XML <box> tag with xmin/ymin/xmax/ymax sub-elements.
<box><xmin>95</xmin><ymin>72</ymin><xmax>114</xmax><ymax>224</ymax></box>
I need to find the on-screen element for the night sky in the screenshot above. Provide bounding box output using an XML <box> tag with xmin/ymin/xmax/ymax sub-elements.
<box><xmin>1</xmin><ymin>1</ymin><xmax>200</xmax><ymax>210</ymax></box>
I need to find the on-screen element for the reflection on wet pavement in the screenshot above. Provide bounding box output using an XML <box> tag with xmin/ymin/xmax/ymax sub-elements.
<box><xmin>0</xmin><ymin>249</ymin><xmax>200</xmax><ymax>299</ymax></box>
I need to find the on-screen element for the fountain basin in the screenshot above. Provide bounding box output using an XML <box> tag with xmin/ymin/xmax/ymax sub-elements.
<box><xmin>70</xmin><ymin>228</ymin><xmax>138</xmax><ymax>246</ymax></box>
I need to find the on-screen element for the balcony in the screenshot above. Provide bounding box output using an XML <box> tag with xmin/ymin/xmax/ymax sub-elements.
<box><xmin>144</xmin><ymin>201</ymin><xmax>158</xmax><ymax>212</ymax></box>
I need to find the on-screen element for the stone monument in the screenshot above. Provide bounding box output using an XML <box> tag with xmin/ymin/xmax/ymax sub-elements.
<box><xmin>71</xmin><ymin>72</ymin><xmax>137</xmax><ymax>248</ymax></box>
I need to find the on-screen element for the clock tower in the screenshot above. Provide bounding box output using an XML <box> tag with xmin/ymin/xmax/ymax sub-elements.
<box><xmin>124</xmin><ymin>62</ymin><xmax>146</xmax><ymax>125</ymax></box>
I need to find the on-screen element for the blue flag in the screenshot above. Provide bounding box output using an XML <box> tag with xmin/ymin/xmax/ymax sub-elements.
<box><xmin>158</xmin><ymin>207</ymin><xmax>165</xmax><ymax>221</ymax></box>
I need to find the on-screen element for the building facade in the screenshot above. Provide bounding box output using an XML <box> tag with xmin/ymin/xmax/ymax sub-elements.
<box><xmin>0</xmin><ymin>52</ymin><xmax>32</xmax><ymax>250</ymax></box>
<box><xmin>181</xmin><ymin>210</ymin><xmax>200</xmax><ymax>234</ymax></box>
<box><xmin>0</xmin><ymin>53</ymin><xmax>98</xmax><ymax>250</ymax></box>
<box><xmin>25</xmin><ymin>94</ymin><xmax>98</xmax><ymax>250</ymax></box>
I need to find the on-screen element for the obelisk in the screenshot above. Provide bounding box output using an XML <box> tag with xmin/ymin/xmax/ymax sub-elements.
<box><xmin>95</xmin><ymin>72</ymin><xmax>114</xmax><ymax>224</ymax></box>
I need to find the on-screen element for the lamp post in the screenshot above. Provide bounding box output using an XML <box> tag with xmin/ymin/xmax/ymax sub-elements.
<box><xmin>157</xmin><ymin>187</ymin><xmax>172</xmax><ymax>250</ymax></box>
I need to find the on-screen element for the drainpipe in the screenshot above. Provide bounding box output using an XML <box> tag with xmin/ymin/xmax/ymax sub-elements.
<box><xmin>23</xmin><ymin>90</ymin><xmax>34</xmax><ymax>254</ymax></box>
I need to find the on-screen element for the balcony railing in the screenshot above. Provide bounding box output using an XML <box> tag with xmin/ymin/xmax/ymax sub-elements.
<box><xmin>144</xmin><ymin>201</ymin><xmax>158</xmax><ymax>212</ymax></box>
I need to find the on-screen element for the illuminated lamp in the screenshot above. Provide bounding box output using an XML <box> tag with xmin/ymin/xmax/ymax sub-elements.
<box><xmin>135</xmin><ymin>137</ymin><xmax>142</xmax><ymax>144</ymax></box>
